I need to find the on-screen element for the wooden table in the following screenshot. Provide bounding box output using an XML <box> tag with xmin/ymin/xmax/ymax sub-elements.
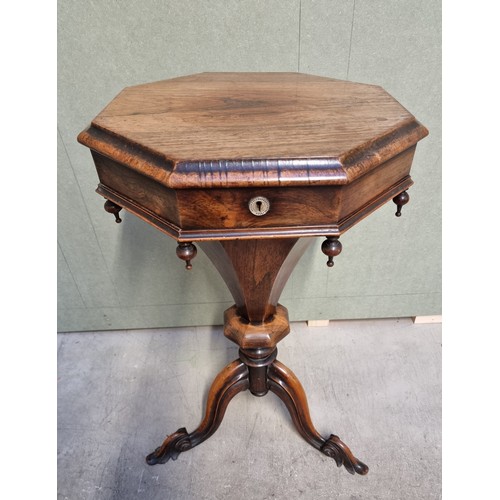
<box><xmin>78</xmin><ymin>72</ymin><xmax>428</xmax><ymax>475</ymax></box>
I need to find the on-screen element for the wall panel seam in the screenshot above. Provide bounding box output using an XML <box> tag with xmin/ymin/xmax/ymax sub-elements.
<box><xmin>297</xmin><ymin>0</ymin><xmax>302</xmax><ymax>71</ymax></box>
<box><xmin>58</xmin><ymin>240</ymin><xmax>87</xmax><ymax>307</ymax></box>
<box><xmin>58</xmin><ymin>291</ymin><xmax>441</xmax><ymax>311</ymax></box>
<box><xmin>58</xmin><ymin>126</ymin><xmax>123</xmax><ymax>307</ymax></box>
<box><xmin>346</xmin><ymin>0</ymin><xmax>356</xmax><ymax>79</ymax></box>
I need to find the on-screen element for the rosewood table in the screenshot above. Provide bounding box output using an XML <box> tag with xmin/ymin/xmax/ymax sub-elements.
<box><xmin>78</xmin><ymin>72</ymin><xmax>428</xmax><ymax>475</ymax></box>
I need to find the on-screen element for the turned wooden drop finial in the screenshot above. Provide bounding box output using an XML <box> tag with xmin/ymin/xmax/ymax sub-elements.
<box><xmin>321</xmin><ymin>237</ymin><xmax>342</xmax><ymax>267</ymax></box>
<box><xmin>392</xmin><ymin>190</ymin><xmax>410</xmax><ymax>217</ymax></box>
<box><xmin>176</xmin><ymin>242</ymin><xmax>197</xmax><ymax>270</ymax></box>
<box><xmin>104</xmin><ymin>200</ymin><xmax>122</xmax><ymax>223</ymax></box>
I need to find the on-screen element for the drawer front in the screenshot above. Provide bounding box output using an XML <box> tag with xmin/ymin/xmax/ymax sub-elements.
<box><xmin>176</xmin><ymin>186</ymin><xmax>342</xmax><ymax>230</ymax></box>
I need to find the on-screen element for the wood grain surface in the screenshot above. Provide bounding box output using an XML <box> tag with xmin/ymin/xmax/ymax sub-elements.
<box><xmin>78</xmin><ymin>72</ymin><xmax>428</xmax><ymax>189</ymax></box>
<box><xmin>81</xmin><ymin>72</ymin><xmax>427</xmax><ymax>241</ymax></box>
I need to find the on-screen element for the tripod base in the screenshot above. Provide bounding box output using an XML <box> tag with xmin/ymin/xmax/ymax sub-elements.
<box><xmin>147</xmin><ymin>240</ymin><xmax>368</xmax><ymax>475</ymax></box>
<box><xmin>146</xmin><ymin>354</ymin><xmax>368</xmax><ymax>475</ymax></box>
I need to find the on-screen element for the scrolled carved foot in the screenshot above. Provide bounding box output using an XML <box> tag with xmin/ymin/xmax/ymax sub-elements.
<box><xmin>146</xmin><ymin>427</ymin><xmax>191</xmax><ymax>465</ymax></box>
<box><xmin>321</xmin><ymin>434</ymin><xmax>369</xmax><ymax>475</ymax></box>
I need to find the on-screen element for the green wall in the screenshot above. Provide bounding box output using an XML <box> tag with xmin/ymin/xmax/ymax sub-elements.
<box><xmin>58</xmin><ymin>0</ymin><xmax>441</xmax><ymax>332</ymax></box>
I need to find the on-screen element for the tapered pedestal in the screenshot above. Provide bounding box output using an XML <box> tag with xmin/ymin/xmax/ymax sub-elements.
<box><xmin>146</xmin><ymin>238</ymin><xmax>368</xmax><ymax>475</ymax></box>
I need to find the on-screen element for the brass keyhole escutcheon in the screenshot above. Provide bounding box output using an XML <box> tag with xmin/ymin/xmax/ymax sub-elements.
<box><xmin>248</xmin><ymin>196</ymin><xmax>270</xmax><ymax>216</ymax></box>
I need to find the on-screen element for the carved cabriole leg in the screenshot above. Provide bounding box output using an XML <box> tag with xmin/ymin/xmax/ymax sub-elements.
<box><xmin>268</xmin><ymin>360</ymin><xmax>369</xmax><ymax>475</ymax></box>
<box><xmin>146</xmin><ymin>360</ymin><xmax>249</xmax><ymax>465</ymax></box>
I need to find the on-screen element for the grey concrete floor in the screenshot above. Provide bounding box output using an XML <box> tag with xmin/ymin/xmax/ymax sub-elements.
<box><xmin>58</xmin><ymin>318</ymin><xmax>441</xmax><ymax>500</ymax></box>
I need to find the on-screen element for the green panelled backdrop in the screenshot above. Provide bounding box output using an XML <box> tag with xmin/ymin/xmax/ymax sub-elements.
<box><xmin>58</xmin><ymin>0</ymin><xmax>441</xmax><ymax>331</ymax></box>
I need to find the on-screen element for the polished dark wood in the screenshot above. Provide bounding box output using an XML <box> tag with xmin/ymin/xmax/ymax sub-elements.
<box><xmin>321</xmin><ymin>237</ymin><xmax>343</xmax><ymax>267</ymax></box>
<box><xmin>78</xmin><ymin>73</ymin><xmax>427</xmax><ymax>241</ymax></box>
<box><xmin>175</xmin><ymin>242</ymin><xmax>197</xmax><ymax>270</ymax></box>
<box><xmin>146</xmin><ymin>351</ymin><xmax>368</xmax><ymax>475</ymax></box>
<box><xmin>201</xmin><ymin>238</ymin><xmax>312</xmax><ymax>323</ymax></box>
<box><xmin>393</xmin><ymin>190</ymin><xmax>410</xmax><ymax>217</ymax></box>
<box><xmin>103</xmin><ymin>199</ymin><xmax>122</xmax><ymax>223</ymax></box>
<box><xmin>78</xmin><ymin>72</ymin><xmax>428</xmax><ymax>476</ymax></box>
<box><xmin>79</xmin><ymin>73</ymin><xmax>427</xmax><ymax>187</ymax></box>
<box><xmin>149</xmin><ymin>235</ymin><xmax>371</xmax><ymax>475</ymax></box>
<box><xmin>146</xmin><ymin>359</ymin><xmax>249</xmax><ymax>465</ymax></box>
<box><xmin>268</xmin><ymin>360</ymin><xmax>369</xmax><ymax>475</ymax></box>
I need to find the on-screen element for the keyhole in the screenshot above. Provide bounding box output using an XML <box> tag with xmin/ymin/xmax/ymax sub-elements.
<box><xmin>248</xmin><ymin>196</ymin><xmax>270</xmax><ymax>216</ymax></box>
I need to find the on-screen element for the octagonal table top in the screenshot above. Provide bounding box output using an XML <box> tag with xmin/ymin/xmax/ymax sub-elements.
<box><xmin>78</xmin><ymin>72</ymin><xmax>428</xmax><ymax>190</ymax></box>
